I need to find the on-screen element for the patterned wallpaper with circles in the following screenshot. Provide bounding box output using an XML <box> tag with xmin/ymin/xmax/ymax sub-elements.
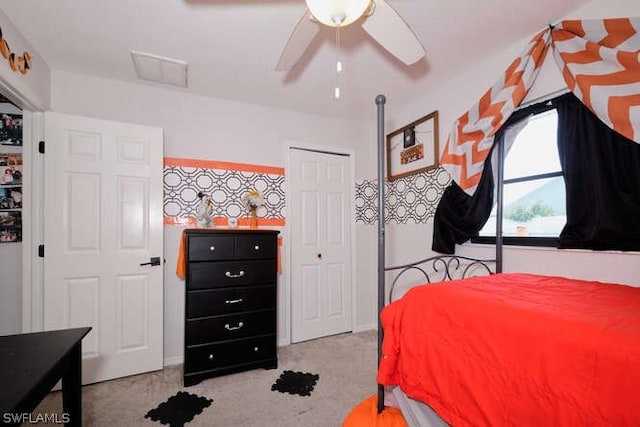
<box><xmin>163</xmin><ymin>158</ymin><xmax>450</xmax><ymax>226</ymax></box>
<box><xmin>163</xmin><ymin>158</ymin><xmax>285</xmax><ymax>225</ymax></box>
<box><xmin>355</xmin><ymin>167</ymin><xmax>451</xmax><ymax>225</ymax></box>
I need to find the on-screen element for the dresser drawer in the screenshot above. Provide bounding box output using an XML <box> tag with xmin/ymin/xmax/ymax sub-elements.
<box><xmin>188</xmin><ymin>235</ymin><xmax>234</xmax><ymax>261</ymax></box>
<box><xmin>188</xmin><ymin>260</ymin><xmax>276</xmax><ymax>289</ymax></box>
<box><xmin>186</xmin><ymin>309</ymin><xmax>276</xmax><ymax>345</ymax></box>
<box><xmin>187</xmin><ymin>285</ymin><xmax>276</xmax><ymax>318</ymax></box>
<box><xmin>235</xmin><ymin>234</ymin><xmax>277</xmax><ymax>260</ymax></box>
<box><xmin>184</xmin><ymin>335</ymin><xmax>276</xmax><ymax>373</ymax></box>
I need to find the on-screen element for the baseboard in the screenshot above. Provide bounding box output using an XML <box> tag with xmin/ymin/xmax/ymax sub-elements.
<box><xmin>353</xmin><ymin>323</ymin><xmax>377</xmax><ymax>333</ymax></box>
<box><xmin>275</xmin><ymin>327</ymin><xmax>376</xmax><ymax>348</ymax></box>
<box><xmin>164</xmin><ymin>355</ymin><xmax>183</xmax><ymax>367</ymax></box>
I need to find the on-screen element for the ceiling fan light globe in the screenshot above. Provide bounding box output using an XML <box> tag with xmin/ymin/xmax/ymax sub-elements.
<box><xmin>331</xmin><ymin>11</ymin><xmax>347</xmax><ymax>26</ymax></box>
<box><xmin>305</xmin><ymin>0</ymin><xmax>370</xmax><ymax>27</ymax></box>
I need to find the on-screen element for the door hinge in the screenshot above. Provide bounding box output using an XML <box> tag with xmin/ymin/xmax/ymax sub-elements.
<box><xmin>38</xmin><ymin>244</ymin><xmax>44</xmax><ymax>257</ymax></box>
<box><xmin>38</xmin><ymin>140</ymin><xmax>45</xmax><ymax>154</ymax></box>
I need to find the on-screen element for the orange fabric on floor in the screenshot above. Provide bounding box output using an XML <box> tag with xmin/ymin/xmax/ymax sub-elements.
<box><xmin>342</xmin><ymin>395</ymin><xmax>407</xmax><ymax>427</ymax></box>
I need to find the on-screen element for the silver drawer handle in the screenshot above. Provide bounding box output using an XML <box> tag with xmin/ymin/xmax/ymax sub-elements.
<box><xmin>225</xmin><ymin>298</ymin><xmax>244</xmax><ymax>304</ymax></box>
<box><xmin>225</xmin><ymin>322</ymin><xmax>244</xmax><ymax>331</ymax></box>
<box><xmin>253</xmin><ymin>347</ymin><xmax>259</xmax><ymax>352</ymax></box>
<box><xmin>254</xmin><ymin>245</ymin><xmax>260</xmax><ymax>250</ymax></box>
<box><xmin>225</xmin><ymin>271</ymin><xmax>245</xmax><ymax>278</ymax></box>
<box><xmin>208</xmin><ymin>354</ymin><xmax>214</xmax><ymax>360</ymax></box>
<box><xmin>209</xmin><ymin>246</ymin><xmax>215</xmax><ymax>251</ymax></box>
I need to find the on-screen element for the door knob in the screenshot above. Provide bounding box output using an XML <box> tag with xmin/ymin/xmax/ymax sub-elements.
<box><xmin>140</xmin><ymin>256</ymin><xmax>161</xmax><ymax>266</ymax></box>
<box><xmin>317</xmin><ymin>253</ymin><xmax>322</xmax><ymax>260</ymax></box>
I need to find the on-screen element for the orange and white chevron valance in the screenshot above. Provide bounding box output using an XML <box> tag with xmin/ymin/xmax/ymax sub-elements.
<box><xmin>440</xmin><ymin>29</ymin><xmax>550</xmax><ymax>195</ymax></box>
<box><xmin>552</xmin><ymin>18</ymin><xmax>640</xmax><ymax>145</ymax></box>
<box><xmin>441</xmin><ymin>17</ymin><xmax>640</xmax><ymax>196</ymax></box>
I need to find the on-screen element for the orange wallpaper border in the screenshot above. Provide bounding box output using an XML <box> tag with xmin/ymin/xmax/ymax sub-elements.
<box><xmin>164</xmin><ymin>216</ymin><xmax>285</xmax><ymax>227</ymax></box>
<box><xmin>164</xmin><ymin>157</ymin><xmax>285</xmax><ymax>175</ymax></box>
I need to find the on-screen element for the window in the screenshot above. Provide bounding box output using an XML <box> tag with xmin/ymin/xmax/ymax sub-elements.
<box><xmin>473</xmin><ymin>100</ymin><xmax>566</xmax><ymax>247</ymax></box>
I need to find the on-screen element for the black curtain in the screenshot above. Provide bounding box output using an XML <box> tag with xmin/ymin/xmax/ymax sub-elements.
<box><xmin>432</xmin><ymin>152</ymin><xmax>495</xmax><ymax>254</ymax></box>
<box><xmin>554</xmin><ymin>93</ymin><xmax>640</xmax><ymax>250</ymax></box>
<box><xmin>431</xmin><ymin>99</ymin><xmax>556</xmax><ymax>254</ymax></box>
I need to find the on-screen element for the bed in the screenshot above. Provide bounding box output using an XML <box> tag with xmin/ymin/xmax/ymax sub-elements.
<box><xmin>372</xmin><ymin>96</ymin><xmax>640</xmax><ymax>426</ymax></box>
<box><xmin>379</xmin><ymin>273</ymin><xmax>640</xmax><ymax>426</ymax></box>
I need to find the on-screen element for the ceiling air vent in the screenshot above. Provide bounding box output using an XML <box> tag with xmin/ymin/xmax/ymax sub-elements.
<box><xmin>130</xmin><ymin>50</ymin><xmax>188</xmax><ymax>88</ymax></box>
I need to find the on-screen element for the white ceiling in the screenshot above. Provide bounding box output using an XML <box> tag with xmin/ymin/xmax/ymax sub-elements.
<box><xmin>0</xmin><ymin>0</ymin><xmax>590</xmax><ymax>121</ymax></box>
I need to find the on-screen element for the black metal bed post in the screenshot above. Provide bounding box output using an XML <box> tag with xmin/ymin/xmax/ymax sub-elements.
<box><xmin>495</xmin><ymin>135</ymin><xmax>505</xmax><ymax>273</ymax></box>
<box><xmin>376</xmin><ymin>94</ymin><xmax>387</xmax><ymax>414</ymax></box>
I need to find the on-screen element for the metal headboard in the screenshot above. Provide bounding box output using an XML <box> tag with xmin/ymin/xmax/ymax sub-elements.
<box><xmin>385</xmin><ymin>255</ymin><xmax>496</xmax><ymax>304</ymax></box>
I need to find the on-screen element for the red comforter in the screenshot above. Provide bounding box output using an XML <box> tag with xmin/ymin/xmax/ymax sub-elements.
<box><xmin>377</xmin><ymin>273</ymin><xmax>640</xmax><ymax>426</ymax></box>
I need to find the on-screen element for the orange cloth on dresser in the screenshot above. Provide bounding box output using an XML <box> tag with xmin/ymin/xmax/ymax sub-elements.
<box><xmin>175</xmin><ymin>229</ymin><xmax>282</xmax><ymax>279</ymax></box>
<box><xmin>276</xmin><ymin>237</ymin><xmax>282</xmax><ymax>274</ymax></box>
<box><xmin>175</xmin><ymin>230</ymin><xmax>187</xmax><ymax>279</ymax></box>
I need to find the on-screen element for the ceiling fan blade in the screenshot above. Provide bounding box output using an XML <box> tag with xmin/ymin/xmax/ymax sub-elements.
<box><xmin>276</xmin><ymin>11</ymin><xmax>320</xmax><ymax>71</ymax></box>
<box><xmin>362</xmin><ymin>0</ymin><xmax>425</xmax><ymax>65</ymax></box>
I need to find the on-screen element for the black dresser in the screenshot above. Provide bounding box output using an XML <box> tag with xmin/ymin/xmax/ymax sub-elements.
<box><xmin>183</xmin><ymin>229</ymin><xmax>279</xmax><ymax>386</ymax></box>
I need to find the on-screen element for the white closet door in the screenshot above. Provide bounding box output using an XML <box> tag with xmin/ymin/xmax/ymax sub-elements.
<box><xmin>43</xmin><ymin>112</ymin><xmax>164</xmax><ymax>384</ymax></box>
<box><xmin>290</xmin><ymin>148</ymin><xmax>352</xmax><ymax>343</ymax></box>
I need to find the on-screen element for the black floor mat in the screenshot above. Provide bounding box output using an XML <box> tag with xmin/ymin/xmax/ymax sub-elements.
<box><xmin>271</xmin><ymin>370</ymin><xmax>319</xmax><ymax>397</ymax></box>
<box><xmin>145</xmin><ymin>391</ymin><xmax>212</xmax><ymax>427</ymax></box>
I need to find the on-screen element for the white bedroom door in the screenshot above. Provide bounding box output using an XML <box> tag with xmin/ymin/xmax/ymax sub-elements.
<box><xmin>42</xmin><ymin>112</ymin><xmax>164</xmax><ymax>384</ymax></box>
<box><xmin>290</xmin><ymin>148</ymin><xmax>352</xmax><ymax>343</ymax></box>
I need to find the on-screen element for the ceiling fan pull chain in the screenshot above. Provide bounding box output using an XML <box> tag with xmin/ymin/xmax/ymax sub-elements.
<box><xmin>335</xmin><ymin>26</ymin><xmax>342</xmax><ymax>99</ymax></box>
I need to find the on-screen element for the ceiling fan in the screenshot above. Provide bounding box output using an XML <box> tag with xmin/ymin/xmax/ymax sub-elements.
<box><xmin>276</xmin><ymin>0</ymin><xmax>426</xmax><ymax>71</ymax></box>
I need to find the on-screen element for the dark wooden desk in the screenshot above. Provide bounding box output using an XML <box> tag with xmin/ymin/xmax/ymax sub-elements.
<box><xmin>0</xmin><ymin>327</ymin><xmax>91</xmax><ymax>427</ymax></box>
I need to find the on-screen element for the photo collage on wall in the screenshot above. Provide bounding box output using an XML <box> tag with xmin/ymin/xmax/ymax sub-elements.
<box><xmin>0</xmin><ymin>152</ymin><xmax>22</xmax><ymax>242</ymax></box>
<box><xmin>0</xmin><ymin>113</ymin><xmax>22</xmax><ymax>146</ymax></box>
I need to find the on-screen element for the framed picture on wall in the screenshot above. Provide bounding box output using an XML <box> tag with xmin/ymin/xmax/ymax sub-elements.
<box><xmin>0</xmin><ymin>153</ymin><xmax>22</xmax><ymax>185</ymax></box>
<box><xmin>386</xmin><ymin>110</ymin><xmax>439</xmax><ymax>181</ymax></box>
<box><xmin>0</xmin><ymin>186</ymin><xmax>21</xmax><ymax>209</ymax></box>
<box><xmin>0</xmin><ymin>113</ymin><xmax>23</xmax><ymax>146</ymax></box>
<box><xmin>0</xmin><ymin>211</ymin><xmax>21</xmax><ymax>242</ymax></box>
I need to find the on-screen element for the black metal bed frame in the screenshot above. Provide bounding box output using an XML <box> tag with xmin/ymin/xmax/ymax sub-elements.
<box><xmin>385</xmin><ymin>255</ymin><xmax>496</xmax><ymax>304</ymax></box>
<box><xmin>374</xmin><ymin>95</ymin><xmax>499</xmax><ymax>414</ymax></box>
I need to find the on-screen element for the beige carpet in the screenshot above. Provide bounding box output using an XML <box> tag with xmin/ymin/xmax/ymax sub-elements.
<box><xmin>34</xmin><ymin>330</ymin><xmax>378</xmax><ymax>426</ymax></box>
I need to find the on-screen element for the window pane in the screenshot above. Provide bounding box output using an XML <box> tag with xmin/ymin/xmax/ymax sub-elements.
<box><xmin>504</xmin><ymin>110</ymin><xmax>560</xmax><ymax>180</ymax></box>
<box><xmin>479</xmin><ymin>176</ymin><xmax>566</xmax><ymax>237</ymax></box>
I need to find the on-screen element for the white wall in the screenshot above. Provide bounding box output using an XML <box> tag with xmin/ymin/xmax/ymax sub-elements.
<box><xmin>353</xmin><ymin>0</ymin><xmax>640</xmax><ymax>329</ymax></box>
<box><xmin>50</xmin><ymin>70</ymin><xmax>371</xmax><ymax>362</ymax></box>
<box><xmin>0</xmin><ymin>10</ymin><xmax>50</xmax><ymax>335</ymax></box>
<box><xmin>0</xmin><ymin>9</ymin><xmax>50</xmax><ymax>111</ymax></box>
